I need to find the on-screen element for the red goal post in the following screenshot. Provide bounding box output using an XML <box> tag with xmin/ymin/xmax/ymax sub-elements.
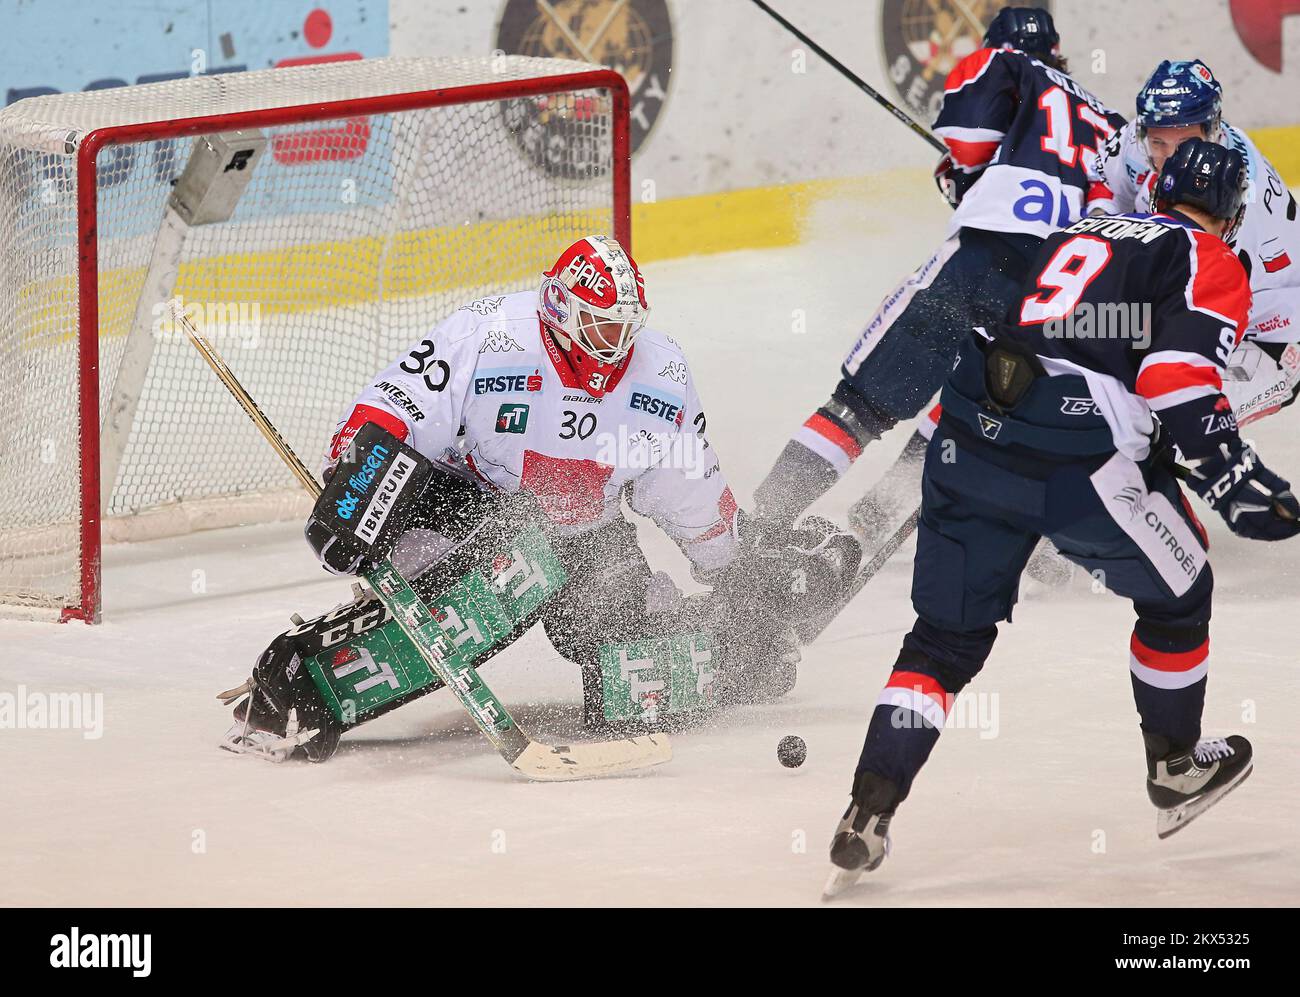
<box><xmin>0</xmin><ymin>56</ymin><xmax>631</xmax><ymax>622</ymax></box>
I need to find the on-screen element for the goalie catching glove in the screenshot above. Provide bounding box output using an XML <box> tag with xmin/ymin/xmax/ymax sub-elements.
<box><xmin>1186</xmin><ymin>441</ymin><xmax>1300</xmax><ymax>541</ymax></box>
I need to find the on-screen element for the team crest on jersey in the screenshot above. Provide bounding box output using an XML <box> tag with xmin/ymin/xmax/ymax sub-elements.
<box><xmin>879</xmin><ymin>1</ymin><xmax>1054</xmax><ymax>119</ymax></box>
<box><xmin>479</xmin><ymin>328</ymin><xmax>524</xmax><ymax>353</ymax></box>
<box><xmin>658</xmin><ymin>360</ymin><xmax>687</xmax><ymax>384</ymax></box>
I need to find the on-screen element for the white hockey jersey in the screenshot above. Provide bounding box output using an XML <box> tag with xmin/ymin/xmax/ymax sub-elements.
<box><xmin>1089</xmin><ymin>121</ymin><xmax>1300</xmax><ymax>345</ymax></box>
<box><xmin>326</xmin><ymin>290</ymin><xmax>739</xmax><ymax>574</ymax></box>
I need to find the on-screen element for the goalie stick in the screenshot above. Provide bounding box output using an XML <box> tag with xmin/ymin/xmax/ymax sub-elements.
<box><xmin>177</xmin><ymin>302</ymin><xmax>670</xmax><ymax>781</ymax></box>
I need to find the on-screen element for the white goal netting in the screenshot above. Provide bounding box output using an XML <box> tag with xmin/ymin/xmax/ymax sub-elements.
<box><xmin>0</xmin><ymin>55</ymin><xmax>624</xmax><ymax>619</ymax></box>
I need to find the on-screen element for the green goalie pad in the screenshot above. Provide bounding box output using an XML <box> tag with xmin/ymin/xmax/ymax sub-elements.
<box><xmin>598</xmin><ymin>633</ymin><xmax>718</xmax><ymax>724</ymax></box>
<box><xmin>302</xmin><ymin>524</ymin><xmax>566</xmax><ymax>725</ymax></box>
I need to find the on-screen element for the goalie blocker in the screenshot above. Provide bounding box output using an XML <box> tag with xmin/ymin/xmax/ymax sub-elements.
<box><xmin>223</xmin><ymin>424</ymin><xmax>863</xmax><ymax>762</ymax></box>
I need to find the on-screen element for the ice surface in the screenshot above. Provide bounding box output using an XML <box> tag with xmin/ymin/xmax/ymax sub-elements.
<box><xmin>5</xmin><ymin>179</ymin><xmax>1298</xmax><ymax>906</ymax></box>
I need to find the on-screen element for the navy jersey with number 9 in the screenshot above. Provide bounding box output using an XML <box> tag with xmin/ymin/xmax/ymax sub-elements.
<box><xmin>999</xmin><ymin>211</ymin><xmax>1251</xmax><ymax>462</ymax></box>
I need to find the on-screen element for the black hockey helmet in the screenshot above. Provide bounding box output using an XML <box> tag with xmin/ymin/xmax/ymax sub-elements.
<box><xmin>983</xmin><ymin>7</ymin><xmax>1061</xmax><ymax>65</ymax></box>
<box><xmin>1153</xmin><ymin>137</ymin><xmax>1249</xmax><ymax>242</ymax></box>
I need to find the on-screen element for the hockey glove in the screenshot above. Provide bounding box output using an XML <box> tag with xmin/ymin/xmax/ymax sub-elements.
<box><xmin>305</xmin><ymin>421</ymin><xmax>441</xmax><ymax>574</ymax></box>
<box><xmin>1186</xmin><ymin>441</ymin><xmax>1300</xmax><ymax>541</ymax></box>
<box><xmin>713</xmin><ymin>511</ymin><xmax>863</xmax><ymax>621</ymax></box>
<box><xmin>934</xmin><ymin>152</ymin><xmax>960</xmax><ymax>209</ymax></box>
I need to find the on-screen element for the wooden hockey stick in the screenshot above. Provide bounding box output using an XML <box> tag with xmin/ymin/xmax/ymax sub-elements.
<box><xmin>177</xmin><ymin>302</ymin><xmax>670</xmax><ymax>780</ymax></box>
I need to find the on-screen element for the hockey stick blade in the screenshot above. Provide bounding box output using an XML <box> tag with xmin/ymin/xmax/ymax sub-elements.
<box><xmin>512</xmin><ymin>734</ymin><xmax>672</xmax><ymax>781</ymax></box>
<box><xmin>797</xmin><ymin>507</ymin><xmax>921</xmax><ymax>644</ymax></box>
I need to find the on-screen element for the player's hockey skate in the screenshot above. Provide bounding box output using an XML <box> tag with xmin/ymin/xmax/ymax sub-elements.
<box><xmin>823</xmin><ymin>772</ymin><xmax>898</xmax><ymax>899</ymax></box>
<box><xmin>1145</xmin><ymin>732</ymin><xmax>1253</xmax><ymax>839</ymax></box>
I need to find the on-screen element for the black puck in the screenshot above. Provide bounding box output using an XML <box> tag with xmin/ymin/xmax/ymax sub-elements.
<box><xmin>777</xmin><ymin>734</ymin><xmax>806</xmax><ymax>768</ymax></box>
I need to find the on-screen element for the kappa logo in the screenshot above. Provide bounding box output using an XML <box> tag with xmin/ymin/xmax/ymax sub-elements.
<box><xmin>977</xmin><ymin>413</ymin><xmax>1003</xmax><ymax>440</ymax></box>
<box><xmin>479</xmin><ymin>328</ymin><xmax>524</xmax><ymax>353</ymax></box>
<box><xmin>461</xmin><ymin>296</ymin><xmax>506</xmax><ymax>316</ymax></box>
<box><xmin>658</xmin><ymin>360</ymin><xmax>687</xmax><ymax>384</ymax></box>
<box><xmin>1060</xmin><ymin>396</ymin><xmax>1099</xmax><ymax>416</ymax></box>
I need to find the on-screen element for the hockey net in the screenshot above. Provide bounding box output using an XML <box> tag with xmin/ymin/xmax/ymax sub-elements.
<box><xmin>0</xmin><ymin>55</ymin><xmax>630</xmax><ymax>621</ymax></box>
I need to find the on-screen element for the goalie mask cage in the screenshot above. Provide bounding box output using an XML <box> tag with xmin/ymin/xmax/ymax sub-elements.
<box><xmin>0</xmin><ymin>56</ymin><xmax>630</xmax><ymax>622</ymax></box>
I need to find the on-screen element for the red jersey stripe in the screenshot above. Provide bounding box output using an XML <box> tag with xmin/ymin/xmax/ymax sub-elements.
<box><xmin>1135</xmin><ymin>361</ymin><xmax>1222</xmax><ymax>399</ymax></box>
<box><xmin>885</xmin><ymin>670</ymin><xmax>949</xmax><ymax>705</ymax></box>
<box><xmin>945</xmin><ymin>137</ymin><xmax>1000</xmax><ymax>169</ymax></box>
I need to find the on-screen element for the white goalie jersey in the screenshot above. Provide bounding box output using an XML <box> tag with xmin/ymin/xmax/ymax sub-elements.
<box><xmin>325</xmin><ymin>290</ymin><xmax>739</xmax><ymax>573</ymax></box>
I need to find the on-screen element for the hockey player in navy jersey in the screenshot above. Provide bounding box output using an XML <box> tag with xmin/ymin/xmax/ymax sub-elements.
<box><xmin>754</xmin><ymin>7</ymin><xmax>1125</xmax><ymax>543</ymax></box>
<box><xmin>824</xmin><ymin>140</ymin><xmax>1300</xmax><ymax>895</ymax></box>
<box><xmin>1024</xmin><ymin>57</ymin><xmax>1300</xmax><ymax>592</ymax></box>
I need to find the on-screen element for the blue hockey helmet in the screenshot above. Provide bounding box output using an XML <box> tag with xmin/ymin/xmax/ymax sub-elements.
<box><xmin>1153</xmin><ymin>137</ymin><xmax>1248</xmax><ymax>243</ymax></box>
<box><xmin>983</xmin><ymin>7</ymin><xmax>1061</xmax><ymax>64</ymax></box>
<box><xmin>1137</xmin><ymin>60</ymin><xmax>1223</xmax><ymax>138</ymax></box>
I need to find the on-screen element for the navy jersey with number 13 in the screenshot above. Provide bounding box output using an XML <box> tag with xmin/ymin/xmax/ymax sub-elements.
<box><xmin>936</xmin><ymin>47</ymin><xmax>1126</xmax><ymax>238</ymax></box>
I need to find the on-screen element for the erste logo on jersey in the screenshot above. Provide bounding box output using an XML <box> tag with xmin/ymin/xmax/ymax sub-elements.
<box><xmin>474</xmin><ymin>367</ymin><xmax>544</xmax><ymax>395</ymax></box>
<box><xmin>628</xmin><ymin>383</ymin><xmax>685</xmax><ymax>426</ymax></box>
